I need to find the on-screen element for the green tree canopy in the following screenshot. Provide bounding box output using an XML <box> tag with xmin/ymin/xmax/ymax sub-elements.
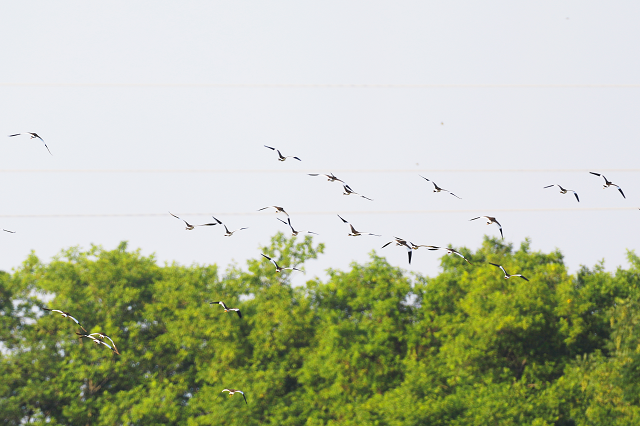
<box><xmin>1</xmin><ymin>235</ymin><xmax>639</xmax><ymax>425</ymax></box>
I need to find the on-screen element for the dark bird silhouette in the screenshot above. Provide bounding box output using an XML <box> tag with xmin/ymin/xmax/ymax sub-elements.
<box><xmin>470</xmin><ymin>216</ymin><xmax>503</xmax><ymax>239</ymax></box>
<box><xmin>264</xmin><ymin>145</ymin><xmax>301</xmax><ymax>161</ymax></box>
<box><xmin>489</xmin><ymin>263</ymin><xmax>529</xmax><ymax>281</ymax></box>
<box><xmin>543</xmin><ymin>184</ymin><xmax>580</xmax><ymax>202</ymax></box>
<box><xmin>590</xmin><ymin>172</ymin><xmax>625</xmax><ymax>199</ymax></box>
<box><xmin>8</xmin><ymin>132</ymin><xmax>52</xmax><ymax>155</ymax></box>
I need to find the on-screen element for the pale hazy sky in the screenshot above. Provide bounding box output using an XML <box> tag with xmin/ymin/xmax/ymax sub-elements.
<box><xmin>1</xmin><ymin>1</ymin><xmax>639</xmax><ymax>284</ymax></box>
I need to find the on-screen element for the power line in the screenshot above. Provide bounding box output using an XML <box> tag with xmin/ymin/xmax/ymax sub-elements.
<box><xmin>1</xmin><ymin>83</ymin><xmax>639</xmax><ymax>89</ymax></box>
<box><xmin>0</xmin><ymin>207</ymin><xmax>636</xmax><ymax>219</ymax></box>
<box><xmin>0</xmin><ymin>169</ymin><xmax>639</xmax><ymax>174</ymax></box>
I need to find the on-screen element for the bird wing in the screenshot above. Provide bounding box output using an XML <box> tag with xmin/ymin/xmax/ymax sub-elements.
<box><xmin>257</xmin><ymin>207</ymin><xmax>270</xmax><ymax>211</ymax></box>
<box><xmin>543</xmin><ymin>184</ymin><xmax>555</xmax><ymax>189</ymax></box>
<box><xmin>264</xmin><ymin>145</ymin><xmax>276</xmax><ymax>151</ymax></box>
<box><xmin>233</xmin><ymin>309</ymin><xmax>242</xmax><ymax>318</ymax></box>
<box><xmin>8</xmin><ymin>134</ymin><xmax>21</xmax><ymax>137</ymax></box>
<box><xmin>211</xmin><ymin>301</ymin><xmax>227</xmax><ymax>309</ymax></box>
<box><xmin>360</xmin><ymin>194</ymin><xmax>373</xmax><ymax>201</ymax></box>
<box><xmin>102</xmin><ymin>335</ymin><xmax>119</xmax><ymax>353</ymax></box>
<box><xmin>349</xmin><ymin>224</ymin><xmax>359</xmax><ymax>234</ymax></box>
<box><xmin>419</xmin><ymin>175</ymin><xmax>430</xmax><ymax>182</ymax></box>
<box><xmin>469</xmin><ymin>217</ymin><xmax>481</xmax><ymax>221</ymax></box>
<box><xmin>262</xmin><ymin>254</ymin><xmax>278</xmax><ymax>268</ymax></box>
<box><xmin>451</xmin><ymin>250</ymin><xmax>471</xmax><ymax>264</ymax></box>
<box><xmin>292</xmin><ymin>156</ymin><xmax>302</xmax><ymax>161</ymax></box>
<box><xmin>573</xmin><ymin>191</ymin><xmax>580</xmax><ymax>202</ymax></box>
<box><xmin>489</xmin><ymin>263</ymin><xmax>506</xmax><ymax>274</ymax></box>
<box><xmin>616</xmin><ymin>187</ymin><xmax>626</xmax><ymax>199</ymax></box>
<box><xmin>3</xmin><ymin>229</ymin><xmax>16</xmax><ymax>233</ymax></box>
<box><xmin>407</xmin><ymin>249</ymin><xmax>412</xmax><ymax>265</ymax></box>
<box><xmin>381</xmin><ymin>241</ymin><xmax>393</xmax><ymax>248</ymax></box>
<box><xmin>41</xmin><ymin>141</ymin><xmax>52</xmax><ymax>155</ymax></box>
<box><xmin>67</xmin><ymin>315</ymin><xmax>87</xmax><ymax>332</ymax></box>
<box><xmin>589</xmin><ymin>172</ymin><xmax>602</xmax><ymax>177</ymax></box>
<box><xmin>337</xmin><ymin>214</ymin><xmax>348</xmax><ymax>224</ymax></box>
<box><xmin>240</xmin><ymin>392</ymin><xmax>248</xmax><ymax>404</ymax></box>
<box><xmin>169</xmin><ymin>212</ymin><xmax>190</xmax><ymax>226</ymax></box>
<box><xmin>211</xmin><ymin>216</ymin><xmax>223</xmax><ymax>225</ymax></box>
<box><xmin>515</xmin><ymin>274</ymin><xmax>529</xmax><ymax>281</ymax></box>
<box><xmin>448</xmin><ymin>192</ymin><xmax>462</xmax><ymax>199</ymax></box>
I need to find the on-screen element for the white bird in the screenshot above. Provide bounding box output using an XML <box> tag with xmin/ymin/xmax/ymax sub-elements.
<box><xmin>87</xmin><ymin>332</ymin><xmax>120</xmax><ymax>355</ymax></box>
<box><xmin>424</xmin><ymin>246</ymin><xmax>472</xmax><ymax>264</ymax></box>
<box><xmin>342</xmin><ymin>184</ymin><xmax>373</xmax><ymax>201</ymax></box>
<box><xmin>470</xmin><ymin>216</ymin><xmax>503</xmax><ymax>240</ymax></box>
<box><xmin>277</xmin><ymin>217</ymin><xmax>318</xmax><ymax>236</ymax></box>
<box><xmin>264</xmin><ymin>145</ymin><xmax>301</xmax><ymax>161</ymax></box>
<box><xmin>8</xmin><ymin>132</ymin><xmax>52</xmax><ymax>155</ymax></box>
<box><xmin>337</xmin><ymin>214</ymin><xmax>381</xmax><ymax>237</ymax></box>
<box><xmin>420</xmin><ymin>176</ymin><xmax>461</xmax><ymax>199</ymax></box>
<box><xmin>75</xmin><ymin>332</ymin><xmax>119</xmax><ymax>354</ymax></box>
<box><xmin>261</xmin><ymin>253</ymin><xmax>303</xmax><ymax>273</ymax></box>
<box><xmin>211</xmin><ymin>216</ymin><xmax>249</xmax><ymax>237</ymax></box>
<box><xmin>381</xmin><ymin>237</ymin><xmax>413</xmax><ymax>264</ymax></box>
<box><xmin>489</xmin><ymin>263</ymin><xmax>529</xmax><ymax>281</ymax></box>
<box><xmin>76</xmin><ymin>332</ymin><xmax>120</xmax><ymax>354</ymax></box>
<box><xmin>543</xmin><ymin>185</ymin><xmax>580</xmax><ymax>202</ymax></box>
<box><xmin>169</xmin><ymin>212</ymin><xmax>219</xmax><ymax>230</ymax></box>
<box><xmin>257</xmin><ymin>206</ymin><xmax>289</xmax><ymax>216</ymax></box>
<box><xmin>308</xmin><ymin>172</ymin><xmax>344</xmax><ymax>183</ymax></box>
<box><xmin>222</xmin><ymin>389</ymin><xmax>247</xmax><ymax>404</ymax></box>
<box><xmin>590</xmin><ymin>172</ymin><xmax>626</xmax><ymax>199</ymax></box>
<box><xmin>43</xmin><ymin>308</ymin><xmax>87</xmax><ymax>332</ymax></box>
<box><xmin>210</xmin><ymin>301</ymin><xmax>242</xmax><ymax>318</ymax></box>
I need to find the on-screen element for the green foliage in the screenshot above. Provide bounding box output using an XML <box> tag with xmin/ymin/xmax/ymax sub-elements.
<box><xmin>1</xmin><ymin>235</ymin><xmax>640</xmax><ymax>425</ymax></box>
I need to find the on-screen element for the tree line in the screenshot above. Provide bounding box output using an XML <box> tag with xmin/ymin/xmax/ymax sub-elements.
<box><xmin>1</xmin><ymin>233</ymin><xmax>639</xmax><ymax>425</ymax></box>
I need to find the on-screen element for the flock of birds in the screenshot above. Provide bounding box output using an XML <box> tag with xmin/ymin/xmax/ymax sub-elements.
<box><xmin>6</xmin><ymin>136</ymin><xmax>634</xmax><ymax>406</ymax></box>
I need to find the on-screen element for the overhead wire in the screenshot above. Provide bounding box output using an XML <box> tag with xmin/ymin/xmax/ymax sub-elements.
<box><xmin>0</xmin><ymin>169</ymin><xmax>639</xmax><ymax>174</ymax></box>
<box><xmin>1</xmin><ymin>83</ymin><xmax>640</xmax><ymax>89</ymax></box>
<box><xmin>0</xmin><ymin>207</ymin><xmax>637</xmax><ymax>219</ymax></box>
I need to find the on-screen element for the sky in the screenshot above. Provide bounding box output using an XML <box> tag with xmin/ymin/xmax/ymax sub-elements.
<box><xmin>1</xmin><ymin>1</ymin><xmax>639</xmax><ymax>286</ymax></box>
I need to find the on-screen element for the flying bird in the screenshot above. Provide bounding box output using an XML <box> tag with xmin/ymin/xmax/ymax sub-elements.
<box><xmin>489</xmin><ymin>263</ymin><xmax>529</xmax><ymax>281</ymax></box>
<box><xmin>337</xmin><ymin>214</ymin><xmax>381</xmax><ymax>237</ymax></box>
<box><xmin>210</xmin><ymin>301</ymin><xmax>242</xmax><ymax>318</ymax></box>
<box><xmin>308</xmin><ymin>172</ymin><xmax>344</xmax><ymax>183</ymax></box>
<box><xmin>261</xmin><ymin>253</ymin><xmax>303</xmax><ymax>273</ymax></box>
<box><xmin>8</xmin><ymin>132</ymin><xmax>52</xmax><ymax>155</ymax></box>
<box><xmin>3</xmin><ymin>229</ymin><xmax>15</xmax><ymax>233</ymax></box>
<box><xmin>264</xmin><ymin>145</ymin><xmax>301</xmax><ymax>161</ymax></box>
<box><xmin>470</xmin><ymin>216</ymin><xmax>503</xmax><ymax>239</ymax></box>
<box><xmin>75</xmin><ymin>332</ymin><xmax>119</xmax><ymax>354</ymax></box>
<box><xmin>43</xmin><ymin>308</ymin><xmax>87</xmax><ymax>332</ymax></box>
<box><xmin>222</xmin><ymin>389</ymin><xmax>248</xmax><ymax>405</ymax></box>
<box><xmin>342</xmin><ymin>184</ymin><xmax>373</xmax><ymax>201</ymax></box>
<box><xmin>277</xmin><ymin>217</ymin><xmax>318</xmax><ymax>236</ymax></box>
<box><xmin>381</xmin><ymin>237</ymin><xmax>413</xmax><ymax>264</ymax></box>
<box><xmin>257</xmin><ymin>206</ymin><xmax>289</xmax><ymax>216</ymax></box>
<box><xmin>211</xmin><ymin>216</ymin><xmax>249</xmax><ymax>237</ymax></box>
<box><xmin>420</xmin><ymin>176</ymin><xmax>461</xmax><ymax>199</ymax></box>
<box><xmin>169</xmin><ymin>212</ymin><xmax>218</xmax><ymax>230</ymax></box>
<box><xmin>590</xmin><ymin>172</ymin><xmax>626</xmax><ymax>199</ymax></box>
<box><xmin>543</xmin><ymin>185</ymin><xmax>580</xmax><ymax>202</ymax></box>
<box><xmin>425</xmin><ymin>246</ymin><xmax>472</xmax><ymax>264</ymax></box>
